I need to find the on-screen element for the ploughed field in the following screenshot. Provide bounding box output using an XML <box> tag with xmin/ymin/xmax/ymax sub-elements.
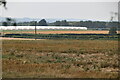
<box><xmin>3</xmin><ymin>30</ymin><xmax>111</xmax><ymax>34</ymax></box>
<box><xmin>2</xmin><ymin>40</ymin><xmax>119</xmax><ymax>78</ymax></box>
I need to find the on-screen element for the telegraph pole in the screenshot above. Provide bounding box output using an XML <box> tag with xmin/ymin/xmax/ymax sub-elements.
<box><xmin>35</xmin><ymin>21</ymin><xmax>37</xmax><ymax>40</ymax></box>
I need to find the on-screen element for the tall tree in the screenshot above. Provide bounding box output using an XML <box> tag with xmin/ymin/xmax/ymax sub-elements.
<box><xmin>2</xmin><ymin>22</ymin><xmax>7</xmax><ymax>26</ymax></box>
<box><xmin>54</xmin><ymin>21</ymin><xmax>61</xmax><ymax>26</ymax></box>
<box><xmin>30</xmin><ymin>21</ymin><xmax>36</xmax><ymax>26</ymax></box>
<box><xmin>38</xmin><ymin>19</ymin><xmax>47</xmax><ymax>26</ymax></box>
<box><xmin>3</xmin><ymin>18</ymin><xmax>17</xmax><ymax>26</ymax></box>
<box><xmin>61</xmin><ymin>20</ymin><xmax>69</xmax><ymax>26</ymax></box>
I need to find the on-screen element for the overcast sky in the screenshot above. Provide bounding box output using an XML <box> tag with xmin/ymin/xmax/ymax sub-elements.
<box><xmin>2</xmin><ymin>2</ymin><xmax>118</xmax><ymax>21</ymax></box>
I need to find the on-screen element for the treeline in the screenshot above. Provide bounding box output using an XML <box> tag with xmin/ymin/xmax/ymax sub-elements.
<box><xmin>3</xmin><ymin>33</ymin><xmax>119</xmax><ymax>40</ymax></box>
<box><xmin>1</xmin><ymin>18</ymin><xmax>119</xmax><ymax>29</ymax></box>
<box><xmin>50</xmin><ymin>20</ymin><xmax>119</xmax><ymax>29</ymax></box>
<box><xmin>2</xmin><ymin>19</ymin><xmax>48</xmax><ymax>26</ymax></box>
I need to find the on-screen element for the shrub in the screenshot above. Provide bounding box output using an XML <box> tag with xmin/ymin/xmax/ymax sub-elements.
<box><xmin>109</xmin><ymin>27</ymin><xmax>117</xmax><ymax>35</ymax></box>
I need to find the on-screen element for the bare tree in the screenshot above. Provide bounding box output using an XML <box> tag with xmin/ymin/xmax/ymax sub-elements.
<box><xmin>0</xmin><ymin>0</ymin><xmax>7</xmax><ymax>9</ymax></box>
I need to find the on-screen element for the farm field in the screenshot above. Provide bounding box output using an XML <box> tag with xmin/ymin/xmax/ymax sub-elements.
<box><xmin>2</xmin><ymin>39</ymin><xmax>119</xmax><ymax>78</ymax></box>
<box><xmin>2</xmin><ymin>30</ymin><xmax>111</xmax><ymax>34</ymax></box>
<box><xmin>1</xmin><ymin>37</ymin><xmax>45</xmax><ymax>40</ymax></box>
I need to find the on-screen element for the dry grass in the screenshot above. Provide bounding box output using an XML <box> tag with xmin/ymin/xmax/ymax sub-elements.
<box><xmin>2</xmin><ymin>40</ymin><xmax>119</xmax><ymax>78</ymax></box>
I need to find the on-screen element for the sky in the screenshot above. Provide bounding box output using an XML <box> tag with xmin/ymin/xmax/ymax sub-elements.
<box><xmin>1</xmin><ymin>1</ymin><xmax>118</xmax><ymax>21</ymax></box>
<box><xmin>5</xmin><ymin>0</ymin><xmax>120</xmax><ymax>2</ymax></box>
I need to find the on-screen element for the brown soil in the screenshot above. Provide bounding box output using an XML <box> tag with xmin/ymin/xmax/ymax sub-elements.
<box><xmin>4</xmin><ymin>31</ymin><xmax>110</xmax><ymax>34</ymax></box>
<box><xmin>1</xmin><ymin>37</ymin><xmax>45</xmax><ymax>40</ymax></box>
<box><xmin>22</xmin><ymin>31</ymin><xmax>110</xmax><ymax>34</ymax></box>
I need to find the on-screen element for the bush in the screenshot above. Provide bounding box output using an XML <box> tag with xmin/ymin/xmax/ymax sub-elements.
<box><xmin>109</xmin><ymin>27</ymin><xmax>117</xmax><ymax>35</ymax></box>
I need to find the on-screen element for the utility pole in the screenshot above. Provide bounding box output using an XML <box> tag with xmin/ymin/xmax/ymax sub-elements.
<box><xmin>35</xmin><ymin>21</ymin><xmax>37</xmax><ymax>40</ymax></box>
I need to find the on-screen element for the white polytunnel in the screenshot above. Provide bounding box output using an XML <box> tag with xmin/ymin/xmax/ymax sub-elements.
<box><xmin>0</xmin><ymin>26</ymin><xmax>87</xmax><ymax>30</ymax></box>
